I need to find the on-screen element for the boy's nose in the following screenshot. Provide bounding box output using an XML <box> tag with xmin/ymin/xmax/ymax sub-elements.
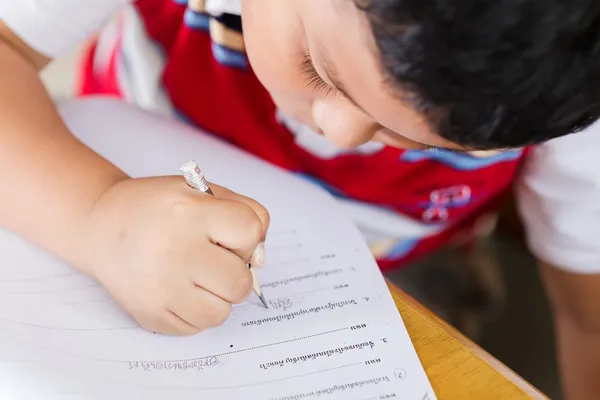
<box><xmin>312</xmin><ymin>98</ymin><xmax>377</xmax><ymax>149</ymax></box>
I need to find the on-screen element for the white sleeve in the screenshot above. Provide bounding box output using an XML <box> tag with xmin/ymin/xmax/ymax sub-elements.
<box><xmin>0</xmin><ymin>0</ymin><xmax>132</xmax><ymax>58</ymax></box>
<box><xmin>516</xmin><ymin>122</ymin><xmax>600</xmax><ymax>274</ymax></box>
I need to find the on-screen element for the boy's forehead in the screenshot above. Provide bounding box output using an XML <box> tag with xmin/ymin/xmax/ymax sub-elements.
<box><xmin>298</xmin><ymin>0</ymin><xmax>380</xmax><ymax>77</ymax></box>
<box><xmin>299</xmin><ymin>0</ymin><xmax>366</xmax><ymax>29</ymax></box>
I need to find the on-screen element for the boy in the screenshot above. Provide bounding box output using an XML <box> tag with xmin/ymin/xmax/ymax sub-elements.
<box><xmin>1</xmin><ymin>0</ymin><xmax>600</xmax><ymax>398</ymax></box>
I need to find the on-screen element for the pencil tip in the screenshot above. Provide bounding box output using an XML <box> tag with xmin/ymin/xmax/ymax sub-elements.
<box><xmin>259</xmin><ymin>294</ymin><xmax>269</xmax><ymax>309</ymax></box>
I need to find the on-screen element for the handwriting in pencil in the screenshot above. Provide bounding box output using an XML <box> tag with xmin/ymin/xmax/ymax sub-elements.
<box><xmin>128</xmin><ymin>356</ymin><xmax>219</xmax><ymax>372</ymax></box>
<box><xmin>268</xmin><ymin>297</ymin><xmax>293</xmax><ymax>311</ymax></box>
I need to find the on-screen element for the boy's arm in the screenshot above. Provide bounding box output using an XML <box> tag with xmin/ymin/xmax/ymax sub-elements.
<box><xmin>0</xmin><ymin>0</ymin><xmax>131</xmax><ymax>268</ymax></box>
<box><xmin>539</xmin><ymin>262</ymin><xmax>600</xmax><ymax>400</ymax></box>
<box><xmin>0</xmin><ymin>1</ymin><xmax>270</xmax><ymax>337</ymax></box>
<box><xmin>516</xmin><ymin>124</ymin><xmax>600</xmax><ymax>400</ymax></box>
<box><xmin>0</xmin><ymin>22</ymin><xmax>126</xmax><ymax>269</ymax></box>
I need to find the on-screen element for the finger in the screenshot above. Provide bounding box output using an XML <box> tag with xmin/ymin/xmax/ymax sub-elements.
<box><xmin>139</xmin><ymin>310</ymin><xmax>203</xmax><ymax>336</ymax></box>
<box><xmin>204</xmin><ymin>198</ymin><xmax>264</xmax><ymax>262</ymax></box>
<box><xmin>185</xmin><ymin>243</ymin><xmax>253</xmax><ymax>304</ymax></box>
<box><xmin>169</xmin><ymin>283</ymin><xmax>233</xmax><ymax>329</ymax></box>
<box><xmin>210</xmin><ymin>184</ymin><xmax>271</xmax><ymax>241</ymax></box>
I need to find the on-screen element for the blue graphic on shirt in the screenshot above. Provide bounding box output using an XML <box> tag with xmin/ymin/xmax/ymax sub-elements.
<box><xmin>416</xmin><ymin>195</ymin><xmax>473</xmax><ymax>210</ymax></box>
<box><xmin>388</xmin><ymin>184</ymin><xmax>483</xmax><ymax>222</ymax></box>
<box><xmin>400</xmin><ymin>149</ymin><xmax>522</xmax><ymax>170</ymax></box>
<box><xmin>173</xmin><ymin>0</ymin><xmax>188</xmax><ymax>5</ymax></box>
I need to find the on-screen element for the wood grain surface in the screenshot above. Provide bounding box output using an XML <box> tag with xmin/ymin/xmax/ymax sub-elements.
<box><xmin>388</xmin><ymin>282</ymin><xmax>549</xmax><ymax>399</ymax></box>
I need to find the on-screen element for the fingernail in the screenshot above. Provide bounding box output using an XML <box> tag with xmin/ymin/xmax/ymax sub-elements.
<box><xmin>251</xmin><ymin>243</ymin><xmax>265</xmax><ymax>268</ymax></box>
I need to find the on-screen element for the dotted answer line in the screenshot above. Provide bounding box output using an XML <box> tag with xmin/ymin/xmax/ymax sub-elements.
<box><xmin>105</xmin><ymin>327</ymin><xmax>349</xmax><ymax>363</ymax></box>
<box><xmin>211</xmin><ymin>327</ymin><xmax>348</xmax><ymax>358</ymax></box>
<box><xmin>5</xmin><ymin>326</ymin><xmax>350</xmax><ymax>365</ymax></box>
<box><xmin>233</xmin><ymin>286</ymin><xmax>334</xmax><ymax>312</ymax></box>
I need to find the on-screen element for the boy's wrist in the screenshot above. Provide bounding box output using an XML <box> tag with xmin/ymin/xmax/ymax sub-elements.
<box><xmin>68</xmin><ymin>169</ymin><xmax>130</xmax><ymax>277</ymax></box>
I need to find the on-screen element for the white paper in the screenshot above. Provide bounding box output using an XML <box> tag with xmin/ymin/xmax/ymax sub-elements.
<box><xmin>0</xmin><ymin>98</ymin><xmax>436</xmax><ymax>400</ymax></box>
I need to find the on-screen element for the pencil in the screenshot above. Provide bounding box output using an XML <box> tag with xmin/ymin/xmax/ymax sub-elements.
<box><xmin>180</xmin><ymin>160</ymin><xmax>269</xmax><ymax>309</ymax></box>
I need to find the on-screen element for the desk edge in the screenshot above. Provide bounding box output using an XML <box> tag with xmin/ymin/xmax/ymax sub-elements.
<box><xmin>387</xmin><ymin>282</ymin><xmax>549</xmax><ymax>399</ymax></box>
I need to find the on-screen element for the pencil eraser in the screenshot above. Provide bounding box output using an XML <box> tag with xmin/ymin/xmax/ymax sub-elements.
<box><xmin>180</xmin><ymin>160</ymin><xmax>200</xmax><ymax>174</ymax></box>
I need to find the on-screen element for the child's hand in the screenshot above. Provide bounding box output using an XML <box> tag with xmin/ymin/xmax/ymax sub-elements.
<box><xmin>80</xmin><ymin>176</ymin><xmax>269</xmax><ymax>336</ymax></box>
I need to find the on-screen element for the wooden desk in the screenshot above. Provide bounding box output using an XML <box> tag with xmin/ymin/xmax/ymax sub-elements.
<box><xmin>388</xmin><ymin>283</ymin><xmax>549</xmax><ymax>399</ymax></box>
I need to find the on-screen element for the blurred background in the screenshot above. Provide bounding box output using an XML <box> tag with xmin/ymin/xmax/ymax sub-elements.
<box><xmin>43</xmin><ymin>47</ymin><xmax>561</xmax><ymax>399</ymax></box>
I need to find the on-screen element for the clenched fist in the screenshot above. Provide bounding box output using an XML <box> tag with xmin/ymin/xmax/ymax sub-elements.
<box><xmin>80</xmin><ymin>176</ymin><xmax>269</xmax><ymax>335</ymax></box>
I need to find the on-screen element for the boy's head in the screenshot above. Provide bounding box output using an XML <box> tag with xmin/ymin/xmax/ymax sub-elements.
<box><xmin>242</xmin><ymin>0</ymin><xmax>600</xmax><ymax>153</ymax></box>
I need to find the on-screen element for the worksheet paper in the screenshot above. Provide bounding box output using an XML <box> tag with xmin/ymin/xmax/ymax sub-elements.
<box><xmin>0</xmin><ymin>99</ymin><xmax>436</xmax><ymax>400</ymax></box>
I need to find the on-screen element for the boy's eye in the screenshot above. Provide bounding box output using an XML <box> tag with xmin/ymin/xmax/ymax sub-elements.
<box><xmin>300</xmin><ymin>50</ymin><xmax>339</xmax><ymax>98</ymax></box>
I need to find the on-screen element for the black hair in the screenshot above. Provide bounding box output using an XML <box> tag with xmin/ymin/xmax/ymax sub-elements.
<box><xmin>361</xmin><ymin>0</ymin><xmax>600</xmax><ymax>149</ymax></box>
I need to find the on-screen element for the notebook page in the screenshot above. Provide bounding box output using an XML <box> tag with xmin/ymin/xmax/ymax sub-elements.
<box><xmin>0</xmin><ymin>98</ymin><xmax>436</xmax><ymax>400</ymax></box>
